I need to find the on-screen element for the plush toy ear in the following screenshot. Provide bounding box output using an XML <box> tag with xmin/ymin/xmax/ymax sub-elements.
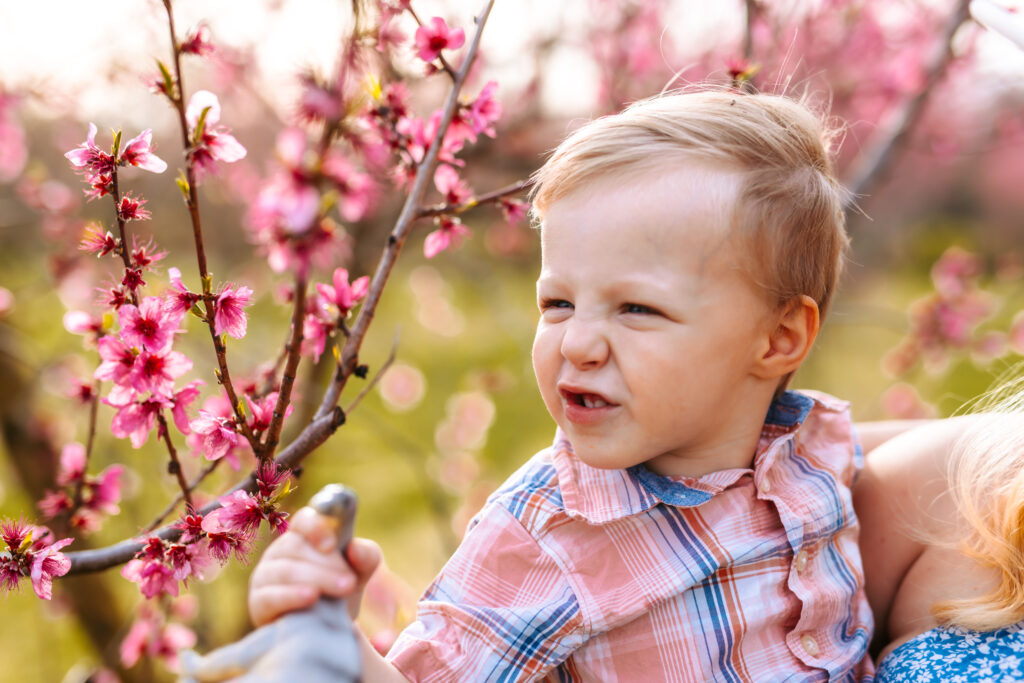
<box><xmin>753</xmin><ymin>295</ymin><xmax>820</xmax><ymax>380</ymax></box>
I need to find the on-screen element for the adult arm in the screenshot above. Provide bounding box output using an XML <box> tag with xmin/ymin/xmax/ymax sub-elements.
<box><xmin>854</xmin><ymin>419</ymin><xmax>933</xmax><ymax>457</ymax></box>
<box><xmin>852</xmin><ymin>417</ymin><xmax>971</xmax><ymax>651</ymax></box>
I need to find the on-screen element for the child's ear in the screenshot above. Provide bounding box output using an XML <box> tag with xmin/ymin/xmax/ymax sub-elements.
<box><xmin>753</xmin><ymin>295</ymin><xmax>820</xmax><ymax>380</ymax></box>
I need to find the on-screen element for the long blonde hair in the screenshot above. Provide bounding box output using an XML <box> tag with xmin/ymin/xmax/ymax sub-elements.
<box><xmin>934</xmin><ymin>368</ymin><xmax>1024</xmax><ymax>630</ymax></box>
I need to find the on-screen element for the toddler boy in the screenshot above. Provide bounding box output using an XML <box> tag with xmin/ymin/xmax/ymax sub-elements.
<box><xmin>248</xmin><ymin>90</ymin><xmax>874</xmax><ymax>681</ymax></box>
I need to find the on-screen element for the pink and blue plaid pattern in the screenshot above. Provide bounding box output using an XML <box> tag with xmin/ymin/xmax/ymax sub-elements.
<box><xmin>388</xmin><ymin>391</ymin><xmax>874</xmax><ymax>682</ymax></box>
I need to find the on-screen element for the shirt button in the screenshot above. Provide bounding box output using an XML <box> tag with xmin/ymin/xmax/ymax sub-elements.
<box><xmin>795</xmin><ymin>550</ymin><xmax>809</xmax><ymax>572</ymax></box>
<box><xmin>759</xmin><ymin>478</ymin><xmax>771</xmax><ymax>494</ymax></box>
<box><xmin>801</xmin><ymin>634</ymin><xmax>820</xmax><ymax>657</ymax></box>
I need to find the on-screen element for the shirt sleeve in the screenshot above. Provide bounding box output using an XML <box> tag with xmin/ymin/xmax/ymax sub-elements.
<box><xmin>386</xmin><ymin>502</ymin><xmax>586</xmax><ymax>682</ymax></box>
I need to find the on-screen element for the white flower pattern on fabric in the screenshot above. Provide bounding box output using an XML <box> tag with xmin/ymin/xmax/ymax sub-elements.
<box><xmin>876</xmin><ymin>622</ymin><xmax>1024</xmax><ymax>683</ymax></box>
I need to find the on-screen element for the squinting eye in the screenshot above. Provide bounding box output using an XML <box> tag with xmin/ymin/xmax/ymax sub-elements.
<box><xmin>540</xmin><ymin>298</ymin><xmax>573</xmax><ymax>310</ymax></box>
<box><xmin>624</xmin><ymin>303</ymin><xmax>658</xmax><ymax>315</ymax></box>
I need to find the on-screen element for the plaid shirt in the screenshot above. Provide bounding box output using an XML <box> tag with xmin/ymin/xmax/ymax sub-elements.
<box><xmin>387</xmin><ymin>390</ymin><xmax>874</xmax><ymax>682</ymax></box>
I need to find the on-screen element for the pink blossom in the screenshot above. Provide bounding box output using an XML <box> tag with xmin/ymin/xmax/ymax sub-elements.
<box><xmin>57</xmin><ymin>442</ymin><xmax>86</xmax><ymax>486</ymax></box>
<box><xmin>64</xmin><ymin>310</ymin><xmax>104</xmax><ymax>337</ymax></box>
<box><xmin>414</xmin><ymin>17</ymin><xmax>465</xmax><ymax>62</ymax></box>
<box><xmin>434</xmin><ymin>165</ymin><xmax>472</xmax><ymax>206</ymax></box>
<box><xmin>316</xmin><ymin>268</ymin><xmax>369</xmax><ymax>318</ymax></box>
<box><xmin>117</xmin><ymin>194</ymin><xmax>151</xmax><ymax>222</ymax></box>
<box><xmin>467</xmin><ymin>81</ymin><xmax>501</xmax><ymax>138</ymax></box>
<box><xmin>80</xmin><ymin>223</ymin><xmax>118</xmax><ymax>257</ymax></box>
<box><xmin>166</xmin><ymin>542</ymin><xmax>211</xmax><ymax>582</ymax></box>
<box><xmin>1</xmin><ymin>517</ymin><xmax>31</xmax><ymax>550</ymax></box>
<box><xmin>189</xmin><ymin>410</ymin><xmax>244</xmax><ymax>462</ymax></box>
<box><xmin>499</xmin><ymin>197</ymin><xmax>529</xmax><ymax>224</ymax></box>
<box><xmin>176</xmin><ymin>514</ymin><xmax>205</xmax><ymax>544</ymax></box>
<box><xmin>377</xmin><ymin>16</ymin><xmax>406</xmax><ymax>52</ymax></box>
<box><xmin>122</xmin><ymin>267</ymin><xmax>147</xmax><ymax>293</ymax></box>
<box><xmin>170</xmin><ymin>380</ymin><xmax>203</xmax><ymax>435</ymax></box>
<box><xmin>185</xmin><ymin>90</ymin><xmax>247</xmax><ymax>183</ymax></box>
<box><xmin>95</xmin><ymin>336</ymin><xmax>137</xmax><ymax>384</ymax></box>
<box><xmin>131</xmin><ymin>236</ymin><xmax>166</xmax><ymax>269</ymax></box>
<box><xmin>69</xmin><ymin>379</ymin><xmax>96</xmax><ymax>405</ymax></box>
<box><xmin>252</xmin><ymin>172</ymin><xmax>321</xmax><ymax>235</ymax></box>
<box><xmin>0</xmin><ymin>555</ymin><xmax>19</xmax><ymax>592</ymax></box>
<box><xmin>164</xmin><ymin>267</ymin><xmax>202</xmax><ymax>318</ymax></box>
<box><xmin>244</xmin><ymin>392</ymin><xmax>292</xmax><ymax>433</ymax></box>
<box><xmin>64</xmin><ymin>123</ymin><xmax>115</xmax><ymax>180</ymax></box>
<box><xmin>109</xmin><ymin>397</ymin><xmax>167</xmax><ymax>448</ymax></box>
<box><xmin>931</xmin><ymin>246</ymin><xmax>980</xmax><ymax>298</ymax></box>
<box><xmin>89</xmin><ymin>464</ymin><xmax>124</xmax><ymax>516</ymax></box>
<box><xmin>202</xmin><ymin>490</ymin><xmax>264</xmax><ymax>538</ymax></box>
<box><xmin>119</xmin><ymin>297</ymin><xmax>180</xmax><ymax>353</ymax></box>
<box><xmin>213</xmin><ymin>285</ymin><xmax>252</xmax><ymax>338</ymax></box>
<box><xmin>297</xmin><ymin>74</ymin><xmax>343</xmax><ymax>123</ymax></box>
<box><xmin>301</xmin><ymin>311</ymin><xmax>333</xmax><ymax>362</ymax></box>
<box><xmin>205</xmin><ymin>530</ymin><xmax>253</xmax><ymax>564</ymax></box>
<box><xmin>0</xmin><ymin>91</ymin><xmax>27</xmax><ymax>182</ymax></box>
<box><xmin>397</xmin><ymin>111</ymin><xmax>464</xmax><ymax>166</ymax></box>
<box><xmin>127</xmin><ymin>349</ymin><xmax>192</xmax><ymax>398</ymax></box>
<box><xmin>255</xmin><ymin>460</ymin><xmax>290</xmax><ymax>499</ymax></box>
<box><xmin>424</xmin><ymin>216</ymin><xmax>470</xmax><ymax>258</ymax></box>
<box><xmin>179</xmin><ymin>23</ymin><xmax>216</xmax><ymax>57</ymax></box>
<box><xmin>122</xmin><ymin>556</ymin><xmax>179</xmax><ymax>599</ymax></box>
<box><xmin>29</xmin><ymin>537</ymin><xmax>73</xmax><ymax>600</ymax></box>
<box><xmin>37</xmin><ymin>490</ymin><xmax>73</xmax><ymax>520</ymax></box>
<box><xmin>119</xmin><ymin>129</ymin><xmax>168</xmax><ymax>173</ymax></box>
<box><xmin>322</xmin><ymin>152</ymin><xmax>374</xmax><ymax>222</ymax></box>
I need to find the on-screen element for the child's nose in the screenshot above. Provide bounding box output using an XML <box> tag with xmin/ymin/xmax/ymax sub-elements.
<box><xmin>560</xmin><ymin>318</ymin><xmax>609</xmax><ymax>369</ymax></box>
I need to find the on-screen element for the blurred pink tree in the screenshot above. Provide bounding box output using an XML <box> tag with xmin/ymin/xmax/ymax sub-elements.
<box><xmin>1</xmin><ymin>0</ymin><xmax>1023</xmax><ymax>679</ymax></box>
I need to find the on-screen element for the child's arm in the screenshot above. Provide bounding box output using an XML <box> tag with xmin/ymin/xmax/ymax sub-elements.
<box><xmin>247</xmin><ymin>506</ymin><xmax>409</xmax><ymax>682</ymax></box>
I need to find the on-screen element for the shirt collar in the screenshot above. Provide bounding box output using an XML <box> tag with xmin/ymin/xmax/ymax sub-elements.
<box><xmin>553</xmin><ymin>390</ymin><xmax>820</xmax><ymax>524</ymax></box>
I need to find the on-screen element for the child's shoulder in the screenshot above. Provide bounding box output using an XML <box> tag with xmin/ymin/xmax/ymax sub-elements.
<box><xmin>783</xmin><ymin>389</ymin><xmax>861</xmax><ymax>483</ymax></box>
<box><xmin>476</xmin><ymin>443</ymin><xmax>570</xmax><ymax>536</ymax></box>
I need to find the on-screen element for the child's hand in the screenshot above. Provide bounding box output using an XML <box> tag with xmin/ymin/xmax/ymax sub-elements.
<box><xmin>248</xmin><ymin>506</ymin><xmax>382</xmax><ymax>627</ymax></box>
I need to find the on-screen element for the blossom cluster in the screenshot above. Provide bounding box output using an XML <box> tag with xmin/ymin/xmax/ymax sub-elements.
<box><xmin>121</xmin><ymin>462</ymin><xmax>292</xmax><ymax>600</ymax></box>
<box><xmin>884</xmin><ymin>246</ymin><xmax>1024</xmax><ymax>378</ymax></box>
<box><xmin>37</xmin><ymin>443</ymin><xmax>124</xmax><ymax>532</ymax></box>
<box><xmin>65</xmin><ymin>124</ymin><xmax>167</xmax><ymax>201</ymax></box>
<box><xmin>0</xmin><ymin>518</ymin><xmax>73</xmax><ymax>600</ymax></box>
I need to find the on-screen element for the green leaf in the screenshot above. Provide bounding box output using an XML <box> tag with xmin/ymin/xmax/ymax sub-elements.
<box><xmin>193</xmin><ymin>106</ymin><xmax>211</xmax><ymax>144</ymax></box>
<box><xmin>175</xmin><ymin>170</ymin><xmax>190</xmax><ymax>198</ymax></box>
<box><xmin>156</xmin><ymin>59</ymin><xmax>175</xmax><ymax>97</ymax></box>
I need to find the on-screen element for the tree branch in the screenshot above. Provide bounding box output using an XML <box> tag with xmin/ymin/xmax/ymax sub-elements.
<box><xmin>843</xmin><ymin>0</ymin><xmax>972</xmax><ymax>206</ymax></box>
<box><xmin>64</xmin><ymin>0</ymin><xmax>498</xmax><ymax>576</ymax></box>
<box><xmin>316</xmin><ymin>0</ymin><xmax>497</xmax><ymax>420</ymax></box>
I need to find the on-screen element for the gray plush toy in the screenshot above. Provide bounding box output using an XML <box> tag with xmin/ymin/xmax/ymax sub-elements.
<box><xmin>179</xmin><ymin>484</ymin><xmax>362</xmax><ymax>682</ymax></box>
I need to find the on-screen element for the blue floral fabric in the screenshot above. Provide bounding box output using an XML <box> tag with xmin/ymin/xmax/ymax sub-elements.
<box><xmin>876</xmin><ymin>622</ymin><xmax>1024</xmax><ymax>682</ymax></box>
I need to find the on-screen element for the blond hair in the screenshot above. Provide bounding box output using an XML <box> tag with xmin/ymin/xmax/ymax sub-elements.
<box><xmin>530</xmin><ymin>89</ymin><xmax>850</xmax><ymax>318</ymax></box>
<box><xmin>933</xmin><ymin>369</ymin><xmax>1024</xmax><ymax>631</ymax></box>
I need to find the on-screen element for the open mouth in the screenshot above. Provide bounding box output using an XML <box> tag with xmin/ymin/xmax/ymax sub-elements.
<box><xmin>561</xmin><ymin>389</ymin><xmax>612</xmax><ymax>409</ymax></box>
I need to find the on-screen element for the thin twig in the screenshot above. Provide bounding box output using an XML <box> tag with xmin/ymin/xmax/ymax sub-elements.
<box><xmin>160</xmin><ymin>0</ymin><xmax>258</xmax><ymax>451</ymax></box>
<box><xmin>843</xmin><ymin>0</ymin><xmax>971</xmax><ymax>206</ymax></box>
<box><xmin>156</xmin><ymin>413</ymin><xmax>194</xmax><ymax>513</ymax></box>
<box><xmin>262</xmin><ymin>274</ymin><xmax>307</xmax><ymax>460</ymax></box>
<box><xmin>416</xmin><ymin>179</ymin><xmax>532</xmax><ymax>219</ymax></box>
<box><xmin>316</xmin><ymin>0</ymin><xmax>497</xmax><ymax>421</ymax></box>
<box><xmin>344</xmin><ymin>329</ymin><xmax>400</xmax><ymax>415</ymax></box>
<box><xmin>144</xmin><ymin>460</ymin><xmax>222</xmax><ymax>532</ymax></box>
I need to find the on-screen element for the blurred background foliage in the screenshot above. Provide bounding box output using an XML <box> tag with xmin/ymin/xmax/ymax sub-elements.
<box><xmin>2</xmin><ymin>0</ymin><xmax>1024</xmax><ymax>680</ymax></box>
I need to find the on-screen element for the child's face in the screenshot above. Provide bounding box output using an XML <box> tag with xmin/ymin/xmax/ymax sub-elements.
<box><xmin>532</xmin><ymin>165</ymin><xmax>777</xmax><ymax>478</ymax></box>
